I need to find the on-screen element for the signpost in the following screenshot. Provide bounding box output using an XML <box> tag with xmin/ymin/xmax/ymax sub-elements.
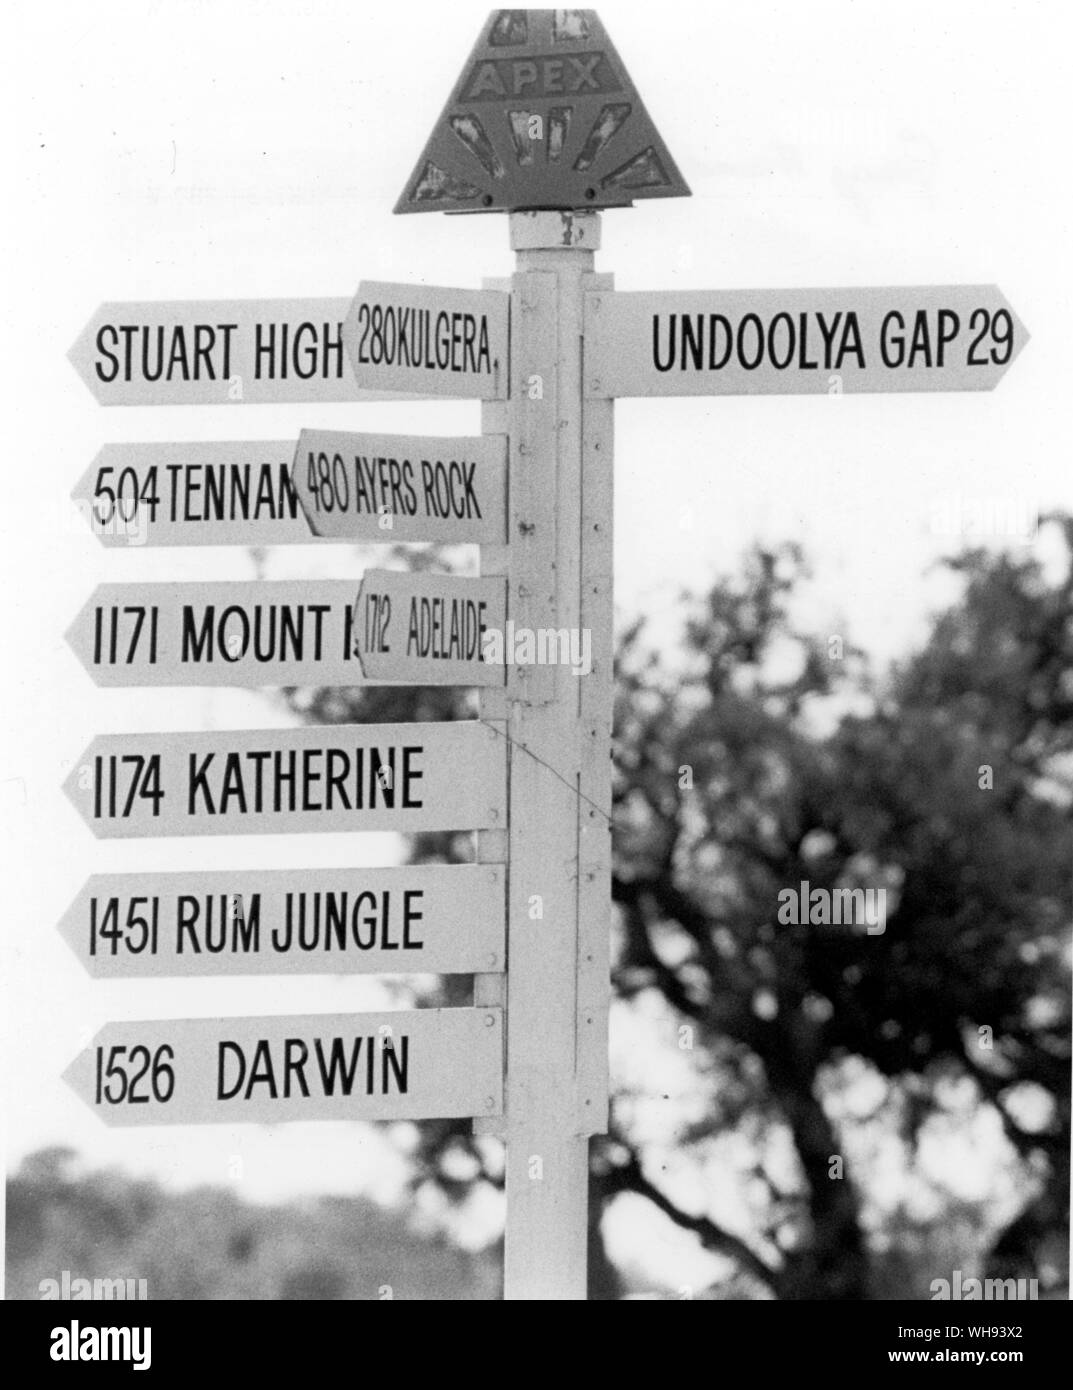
<box><xmin>59</xmin><ymin>865</ymin><xmax>505</xmax><ymax>978</ymax></box>
<box><xmin>63</xmin><ymin>722</ymin><xmax>506</xmax><ymax>838</ymax></box>
<box><xmin>66</xmin><ymin>577</ymin><xmax>505</xmax><ymax>688</ymax></box>
<box><xmin>63</xmin><ymin>1008</ymin><xmax>503</xmax><ymax>1126</ymax></box>
<box><xmin>584</xmin><ymin>285</ymin><xmax>1029</xmax><ymax>398</ymax></box>
<box><xmin>62</xmin><ymin>6</ymin><xmax>1030</xmax><ymax>1302</ymax></box>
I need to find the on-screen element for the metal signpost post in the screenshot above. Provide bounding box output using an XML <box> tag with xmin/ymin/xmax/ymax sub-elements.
<box><xmin>62</xmin><ymin>8</ymin><xmax>1028</xmax><ymax>1302</ymax></box>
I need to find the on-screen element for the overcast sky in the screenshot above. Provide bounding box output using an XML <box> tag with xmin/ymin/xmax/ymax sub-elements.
<box><xmin>3</xmin><ymin>0</ymin><xmax>1071</xmax><ymax>1225</ymax></box>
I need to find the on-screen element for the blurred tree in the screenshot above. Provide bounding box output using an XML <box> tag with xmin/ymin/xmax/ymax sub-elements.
<box><xmin>284</xmin><ymin>522</ymin><xmax>1071</xmax><ymax>1299</ymax></box>
<box><xmin>7</xmin><ymin>1149</ymin><xmax>496</xmax><ymax>1300</ymax></box>
<box><xmin>598</xmin><ymin>517</ymin><xmax>1071</xmax><ymax>1298</ymax></box>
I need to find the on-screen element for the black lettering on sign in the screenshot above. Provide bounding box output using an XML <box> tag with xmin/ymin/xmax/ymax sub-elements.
<box><xmin>965</xmin><ymin>308</ymin><xmax>1013</xmax><ymax>366</ymax></box>
<box><xmin>166</xmin><ymin>462</ymin><xmax>300</xmax><ymax>524</ymax></box>
<box><xmin>405</xmin><ymin>596</ymin><xmax>489</xmax><ymax>661</ymax></box>
<box><xmin>179</xmin><ymin>603</ymin><xmax>332</xmax><ymax>665</ymax></box>
<box><xmin>176</xmin><ymin>894</ymin><xmax>261</xmax><ymax>954</ymax></box>
<box><xmin>93</xmin><ymin>606</ymin><xmax>160</xmax><ymax>666</ymax></box>
<box><xmin>355</xmin><ymin>304</ymin><xmax>493</xmax><ymax>376</ymax></box>
<box><xmin>216</xmin><ymin>1035</ymin><xmax>409</xmax><ymax>1100</ymax></box>
<box><xmin>94</xmin><ymin>324</ymin><xmax>237</xmax><ymax>383</ymax></box>
<box><xmin>653</xmin><ymin>311</ymin><xmax>866</xmax><ymax>374</ymax></box>
<box><xmin>93</xmin><ymin>755</ymin><xmax>164</xmax><ymax>820</ymax></box>
<box><xmin>272</xmin><ymin>889</ymin><xmax>425</xmax><ymax>953</ymax></box>
<box><xmin>357</xmin><ymin>591</ymin><xmax>392</xmax><ymax>657</ymax></box>
<box><xmin>649</xmin><ymin>305</ymin><xmax>1019</xmax><ymax>377</ymax></box>
<box><xmin>254</xmin><ymin>321</ymin><xmax>345</xmax><ymax>381</ymax></box>
<box><xmin>94</xmin><ymin>1044</ymin><xmax>175</xmax><ymax>1105</ymax></box>
<box><xmin>185</xmin><ymin>745</ymin><xmax>425</xmax><ymax>817</ymax></box>
<box><xmin>420</xmin><ymin>459</ymin><xmax>482</xmax><ymax>519</ymax></box>
<box><xmin>90</xmin><ymin>896</ymin><xmax>160</xmax><ymax>956</ymax></box>
<box><xmin>878</xmin><ymin>307</ymin><xmax>1014</xmax><ymax>370</ymax></box>
<box><xmin>94</xmin><ymin>465</ymin><xmax>161</xmax><ymax>527</ymax></box>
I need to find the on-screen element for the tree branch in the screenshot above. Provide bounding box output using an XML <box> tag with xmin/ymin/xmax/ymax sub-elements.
<box><xmin>602</xmin><ymin>1147</ymin><xmax>778</xmax><ymax>1293</ymax></box>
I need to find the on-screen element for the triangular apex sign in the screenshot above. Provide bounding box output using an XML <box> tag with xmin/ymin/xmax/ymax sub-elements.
<box><xmin>395</xmin><ymin>9</ymin><xmax>690</xmax><ymax>214</ymax></box>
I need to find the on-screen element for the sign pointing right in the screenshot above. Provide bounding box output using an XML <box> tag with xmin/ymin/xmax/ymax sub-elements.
<box><xmin>584</xmin><ymin>285</ymin><xmax>1029</xmax><ymax>397</ymax></box>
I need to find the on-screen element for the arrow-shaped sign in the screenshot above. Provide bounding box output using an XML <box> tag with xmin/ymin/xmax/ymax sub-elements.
<box><xmin>65</xmin><ymin>577</ymin><xmax>505</xmax><ymax>688</ymax></box>
<box><xmin>63</xmin><ymin>721</ymin><xmax>506</xmax><ymax>838</ymax></box>
<box><xmin>63</xmin><ymin>1008</ymin><xmax>503</xmax><ymax>1126</ymax></box>
<box><xmin>72</xmin><ymin>441</ymin><xmax>313</xmax><ymax>548</ymax></box>
<box><xmin>353</xmin><ymin>570</ymin><xmax>506</xmax><ymax>685</ymax></box>
<box><xmin>69</xmin><ymin>298</ymin><xmax>433</xmax><ymax>406</ymax></box>
<box><xmin>66</xmin><ymin>580</ymin><xmax>358</xmax><ymax>688</ymax></box>
<box><xmin>58</xmin><ymin>865</ymin><xmax>505</xmax><ymax>977</ymax></box>
<box><xmin>344</xmin><ymin>282</ymin><xmax>509</xmax><ymax>399</ymax></box>
<box><xmin>292</xmin><ymin>430</ymin><xmax>507</xmax><ymax>544</ymax></box>
<box><xmin>584</xmin><ymin>285</ymin><xmax>1029</xmax><ymax>397</ymax></box>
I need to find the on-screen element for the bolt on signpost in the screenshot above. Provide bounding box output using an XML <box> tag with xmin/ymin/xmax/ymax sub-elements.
<box><xmin>64</xmin><ymin>8</ymin><xmax>1027</xmax><ymax>1302</ymax></box>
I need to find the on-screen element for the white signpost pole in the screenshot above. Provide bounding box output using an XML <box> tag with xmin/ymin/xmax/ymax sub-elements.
<box><xmin>490</xmin><ymin>210</ymin><xmax>612</xmax><ymax>1301</ymax></box>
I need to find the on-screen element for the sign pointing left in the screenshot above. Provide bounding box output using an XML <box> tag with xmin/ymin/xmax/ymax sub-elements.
<box><xmin>63</xmin><ymin>721</ymin><xmax>506</xmax><ymax>839</ymax></box>
<box><xmin>66</xmin><ymin>577</ymin><xmax>506</xmax><ymax>688</ymax></box>
<box><xmin>69</xmin><ymin>298</ymin><xmax>431</xmax><ymax>406</ymax></box>
<box><xmin>63</xmin><ymin>1008</ymin><xmax>503</xmax><ymax>1127</ymax></box>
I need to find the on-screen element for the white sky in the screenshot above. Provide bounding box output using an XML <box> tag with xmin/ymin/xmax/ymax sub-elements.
<box><xmin>2</xmin><ymin>0</ymin><xmax>1071</xmax><ymax>1257</ymax></box>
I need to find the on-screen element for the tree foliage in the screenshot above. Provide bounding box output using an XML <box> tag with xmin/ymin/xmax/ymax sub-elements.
<box><xmin>293</xmin><ymin>522</ymin><xmax>1072</xmax><ymax>1298</ymax></box>
<box><xmin>600</xmin><ymin>519</ymin><xmax>1070</xmax><ymax>1297</ymax></box>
